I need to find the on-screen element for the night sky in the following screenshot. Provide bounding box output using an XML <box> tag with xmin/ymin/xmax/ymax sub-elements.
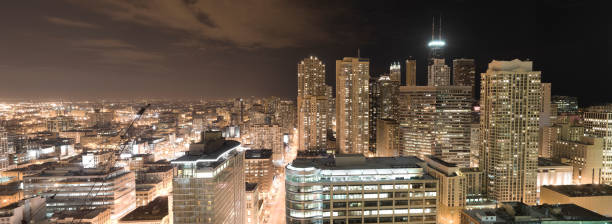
<box><xmin>0</xmin><ymin>0</ymin><xmax>609</xmax><ymax>105</ymax></box>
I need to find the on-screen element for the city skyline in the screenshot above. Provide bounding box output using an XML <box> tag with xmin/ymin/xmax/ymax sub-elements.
<box><xmin>1</xmin><ymin>1</ymin><xmax>609</xmax><ymax>106</ymax></box>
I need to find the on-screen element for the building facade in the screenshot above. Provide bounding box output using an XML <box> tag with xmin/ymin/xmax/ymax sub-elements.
<box><xmin>286</xmin><ymin>155</ymin><xmax>438</xmax><ymax>224</ymax></box>
<box><xmin>480</xmin><ymin>59</ymin><xmax>540</xmax><ymax>205</ymax></box>
<box><xmin>171</xmin><ymin>134</ymin><xmax>245</xmax><ymax>224</ymax></box>
<box><xmin>583</xmin><ymin>105</ymin><xmax>612</xmax><ymax>184</ymax></box>
<box><xmin>398</xmin><ymin>85</ymin><xmax>472</xmax><ymax>167</ymax></box>
<box><xmin>452</xmin><ymin>59</ymin><xmax>476</xmax><ymax>97</ymax></box>
<box><xmin>298</xmin><ymin>56</ymin><xmax>329</xmax><ymax>151</ymax></box>
<box><xmin>336</xmin><ymin>57</ymin><xmax>370</xmax><ymax>154</ymax></box>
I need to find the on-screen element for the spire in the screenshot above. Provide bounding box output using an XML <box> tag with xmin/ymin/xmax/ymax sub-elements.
<box><xmin>357</xmin><ymin>48</ymin><xmax>360</xmax><ymax>58</ymax></box>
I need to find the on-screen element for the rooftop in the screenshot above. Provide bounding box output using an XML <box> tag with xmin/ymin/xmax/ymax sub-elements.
<box><xmin>463</xmin><ymin>203</ymin><xmax>610</xmax><ymax>223</ymax></box>
<box><xmin>542</xmin><ymin>184</ymin><xmax>612</xmax><ymax>197</ymax></box>
<box><xmin>245</xmin><ymin>149</ymin><xmax>272</xmax><ymax>159</ymax></box>
<box><xmin>538</xmin><ymin>157</ymin><xmax>570</xmax><ymax>167</ymax></box>
<box><xmin>245</xmin><ymin>182</ymin><xmax>258</xmax><ymax>192</ymax></box>
<box><xmin>120</xmin><ymin>196</ymin><xmax>168</xmax><ymax>221</ymax></box>
<box><xmin>171</xmin><ymin>139</ymin><xmax>240</xmax><ymax>165</ymax></box>
<box><xmin>290</xmin><ymin>155</ymin><xmax>425</xmax><ymax>171</ymax></box>
<box><xmin>52</xmin><ymin>208</ymin><xmax>109</xmax><ymax>220</ymax></box>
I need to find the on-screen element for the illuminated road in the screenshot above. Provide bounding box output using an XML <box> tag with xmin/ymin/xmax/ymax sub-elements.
<box><xmin>265</xmin><ymin>130</ymin><xmax>298</xmax><ymax>224</ymax></box>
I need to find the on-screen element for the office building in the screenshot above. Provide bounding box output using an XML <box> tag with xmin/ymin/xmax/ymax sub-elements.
<box><xmin>336</xmin><ymin>57</ymin><xmax>370</xmax><ymax>154</ymax></box>
<box><xmin>552</xmin><ymin>136</ymin><xmax>604</xmax><ymax>184</ymax></box>
<box><xmin>583</xmin><ymin>105</ymin><xmax>612</xmax><ymax>184</ymax></box>
<box><xmin>428</xmin><ymin>59</ymin><xmax>451</xmax><ymax>86</ymax></box>
<box><xmin>244</xmin><ymin>149</ymin><xmax>274</xmax><ymax>195</ymax></box>
<box><xmin>398</xmin><ymin>85</ymin><xmax>472</xmax><ymax>167</ymax></box>
<box><xmin>375</xmin><ymin>119</ymin><xmax>400</xmax><ymax>157</ymax></box>
<box><xmin>369</xmin><ymin>75</ymin><xmax>399</xmax><ymax>153</ymax></box>
<box><xmin>405</xmin><ymin>58</ymin><xmax>417</xmax><ymax>87</ymax></box>
<box><xmin>46</xmin><ymin>116</ymin><xmax>75</xmax><ymax>133</ymax></box>
<box><xmin>452</xmin><ymin>59</ymin><xmax>476</xmax><ymax>96</ymax></box>
<box><xmin>171</xmin><ymin>132</ymin><xmax>245</xmax><ymax>224</ymax></box>
<box><xmin>24</xmin><ymin>166</ymin><xmax>135</xmax><ymax>221</ymax></box>
<box><xmin>298</xmin><ymin>56</ymin><xmax>329</xmax><ymax>151</ymax></box>
<box><xmin>480</xmin><ymin>59</ymin><xmax>541</xmax><ymax>205</ymax></box>
<box><xmin>540</xmin><ymin>184</ymin><xmax>612</xmax><ymax>217</ymax></box>
<box><xmin>286</xmin><ymin>155</ymin><xmax>438</xmax><ymax>224</ymax></box>
<box><xmin>460</xmin><ymin>202</ymin><xmax>610</xmax><ymax>224</ymax></box>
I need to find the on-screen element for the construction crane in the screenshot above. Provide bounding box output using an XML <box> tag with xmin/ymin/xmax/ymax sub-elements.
<box><xmin>65</xmin><ymin>103</ymin><xmax>151</xmax><ymax>223</ymax></box>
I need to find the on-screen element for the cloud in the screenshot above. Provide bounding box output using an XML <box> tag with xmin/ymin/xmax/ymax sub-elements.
<box><xmin>71</xmin><ymin>0</ymin><xmax>332</xmax><ymax>48</ymax></box>
<box><xmin>45</xmin><ymin>16</ymin><xmax>98</xmax><ymax>29</ymax></box>
<box><xmin>73</xmin><ymin>39</ymin><xmax>164</xmax><ymax>67</ymax></box>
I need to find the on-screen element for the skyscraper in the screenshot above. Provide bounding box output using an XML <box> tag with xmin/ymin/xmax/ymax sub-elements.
<box><xmin>171</xmin><ymin>132</ymin><xmax>245</xmax><ymax>224</ymax></box>
<box><xmin>427</xmin><ymin>17</ymin><xmax>449</xmax><ymax>86</ymax></box>
<box><xmin>297</xmin><ymin>56</ymin><xmax>328</xmax><ymax>151</ymax></box>
<box><xmin>398</xmin><ymin>85</ymin><xmax>472</xmax><ymax>167</ymax></box>
<box><xmin>336</xmin><ymin>57</ymin><xmax>370</xmax><ymax>154</ymax></box>
<box><xmin>369</xmin><ymin>75</ymin><xmax>399</xmax><ymax>153</ymax></box>
<box><xmin>405</xmin><ymin>58</ymin><xmax>417</xmax><ymax>86</ymax></box>
<box><xmin>452</xmin><ymin>58</ymin><xmax>476</xmax><ymax>96</ymax></box>
<box><xmin>480</xmin><ymin>59</ymin><xmax>541</xmax><ymax>205</ymax></box>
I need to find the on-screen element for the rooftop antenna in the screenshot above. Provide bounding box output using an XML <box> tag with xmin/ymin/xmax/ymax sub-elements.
<box><xmin>431</xmin><ymin>16</ymin><xmax>435</xmax><ymax>40</ymax></box>
<box><xmin>357</xmin><ymin>48</ymin><xmax>361</xmax><ymax>58</ymax></box>
<box><xmin>439</xmin><ymin>14</ymin><xmax>442</xmax><ymax>40</ymax></box>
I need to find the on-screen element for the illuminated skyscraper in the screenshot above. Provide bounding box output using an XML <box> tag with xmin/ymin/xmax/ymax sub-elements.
<box><xmin>583</xmin><ymin>105</ymin><xmax>612</xmax><ymax>184</ymax></box>
<box><xmin>297</xmin><ymin>56</ymin><xmax>329</xmax><ymax>151</ymax></box>
<box><xmin>398</xmin><ymin>85</ymin><xmax>472</xmax><ymax>167</ymax></box>
<box><xmin>428</xmin><ymin>59</ymin><xmax>450</xmax><ymax>86</ymax></box>
<box><xmin>405</xmin><ymin>58</ymin><xmax>417</xmax><ymax>86</ymax></box>
<box><xmin>171</xmin><ymin>132</ymin><xmax>245</xmax><ymax>224</ymax></box>
<box><xmin>336</xmin><ymin>57</ymin><xmax>370</xmax><ymax>154</ymax></box>
<box><xmin>452</xmin><ymin>58</ymin><xmax>476</xmax><ymax>96</ymax></box>
<box><xmin>480</xmin><ymin>59</ymin><xmax>541</xmax><ymax>205</ymax></box>
<box><xmin>427</xmin><ymin>17</ymin><xmax>449</xmax><ymax>86</ymax></box>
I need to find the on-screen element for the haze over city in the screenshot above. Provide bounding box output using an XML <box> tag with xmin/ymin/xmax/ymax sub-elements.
<box><xmin>0</xmin><ymin>1</ymin><xmax>611</xmax><ymax>224</ymax></box>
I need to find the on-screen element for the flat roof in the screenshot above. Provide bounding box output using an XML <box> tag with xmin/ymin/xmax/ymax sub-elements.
<box><xmin>463</xmin><ymin>203</ymin><xmax>610</xmax><ymax>222</ymax></box>
<box><xmin>172</xmin><ymin>140</ymin><xmax>240</xmax><ymax>164</ymax></box>
<box><xmin>538</xmin><ymin>157</ymin><xmax>570</xmax><ymax>167</ymax></box>
<box><xmin>290</xmin><ymin>155</ymin><xmax>424</xmax><ymax>170</ymax></box>
<box><xmin>52</xmin><ymin>208</ymin><xmax>109</xmax><ymax>220</ymax></box>
<box><xmin>245</xmin><ymin>149</ymin><xmax>272</xmax><ymax>159</ymax></box>
<box><xmin>120</xmin><ymin>196</ymin><xmax>168</xmax><ymax>221</ymax></box>
<box><xmin>543</xmin><ymin>184</ymin><xmax>612</xmax><ymax>197</ymax></box>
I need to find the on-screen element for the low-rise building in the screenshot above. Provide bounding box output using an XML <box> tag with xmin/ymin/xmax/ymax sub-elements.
<box><xmin>49</xmin><ymin>208</ymin><xmax>111</xmax><ymax>224</ymax></box>
<box><xmin>540</xmin><ymin>184</ymin><xmax>612</xmax><ymax>217</ymax></box>
<box><xmin>536</xmin><ymin>158</ymin><xmax>573</xmax><ymax>200</ymax></box>
<box><xmin>460</xmin><ymin>202</ymin><xmax>610</xmax><ymax>224</ymax></box>
<box><xmin>119</xmin><ymin>196</ymin><xmax>169</xmax><ymax>224</ymax></box>
<box><xmin>0</xmin><ymin>196</ymin><xmax>46</xmax><ymax>224</ymax></box>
